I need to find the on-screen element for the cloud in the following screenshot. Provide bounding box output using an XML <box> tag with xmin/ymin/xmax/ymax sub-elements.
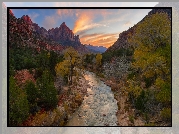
<box><xmin>42</xmin><ymin>15</ymin><xmax>57</xmax><ymax>30</ymax></box>
<box><xmin>56</xmin><ymin>9</ymin><xmax>76</xmax><ymax>18</ymax></box>
<box><xmin>73</xmin><ymin>9</ymin><xmax>113</xmax><ymax>34</ymax></box>
<box><xmin>124</xmin><ymin>21</ymin><xmax>132</xmax><ymax>26</ymax></box>
<box><xmin>29</xmin><ymin>12</ymin><xmax>39</xmax><ymax>22</ymax></box>
<box><xmin>73</xmin><ymin>10</ymin><xmax>94</xmax><ymax>34</ymax></box>
<box><xmin>80</xmin><ymin>33</ymin><xmax>119</xmax><ymax>48</ymax></box>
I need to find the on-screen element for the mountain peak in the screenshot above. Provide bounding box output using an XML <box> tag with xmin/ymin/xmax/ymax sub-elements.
<box><xmin>61</xmin><ymin>22</ymin><xmax>66</xmax><ymax>25</ymax></box>
<box><xmin>21</xmin><ymin>15</ymin><xmax>33</xmax><ymax>25</ymax></box>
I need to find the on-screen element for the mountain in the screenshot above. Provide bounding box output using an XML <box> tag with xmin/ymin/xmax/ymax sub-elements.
<box><xmin>85</xmin><ymin>44</ymin><xmax>107</xmax><ymax>53</ymax></box>
<box><xmin>105</xmin><ymin>8</ymin><xmax>171</xmax><ymax>54</ymax></box>
<box><xmin>9</xmin><ymin>10</ymin><xmax>90</xmax><ymax>54</ymax></box>
<box><xmin>9</xmin><ymin>11</ymin><xmax>64</xmax><ymax>53</ymax></box>
<box><xmin>31</xmin><ymin>21</ymin><xmax>90</xmax><ymax>53</ymax></box>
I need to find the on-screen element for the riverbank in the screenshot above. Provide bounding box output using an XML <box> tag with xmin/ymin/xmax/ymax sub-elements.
<box><xmin>99</xmin><ymin>77</ymin><xmax>145</xmax><ymax>126</ymax></box>
<box><xmin>66</xmin><ymin>71</ymin><xmax>118</xmax><ymax>126</ymax></box>
<box><xmin>23</xmin><ymin>75</ymin><xmax>90</xmax><ymax>126</ymax></box>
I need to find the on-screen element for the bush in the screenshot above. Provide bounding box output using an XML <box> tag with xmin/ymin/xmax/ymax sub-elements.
<box><xmin>144</xmin><ymin>77</ymin><xmax>154</xmax><ymax>88</ymax></box>
<box><xmin>9</xmin><ymin>76</ymin><xmax>29</xmax><ymax>126</ymax></box>
<box><xmin>36</xmin><ymin>70</ymin><xmax>58</xmax><ymax>110</ymax></box>
<box><xmin>129</xmin><ymin>89</ymin><xmax>151</xmax><ymax>123</ymax></box>
<box><xmin>25</xmin><ymin>80</ymin><xmax>38</xmax><ymax>114</ymax></box>
<box><xmin>160</xmin><ymin>108</ymin><xmax>171</xmax><ymax>121</ymax></box>
<box><xmin>134</xmin><ymin>90</ymin><xmax>148</xmax><ymax>112</ymax></box>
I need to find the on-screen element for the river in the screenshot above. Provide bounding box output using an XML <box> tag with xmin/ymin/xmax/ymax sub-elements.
<box><xmin>66</xmin><ymin>71</ymin><xmax>118</xmax><ymax>126</ymax></box>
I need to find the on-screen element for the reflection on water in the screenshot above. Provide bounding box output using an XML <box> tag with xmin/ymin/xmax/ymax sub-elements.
<box><xmin>66</xmin><ymin>71</ymin><xmax>118</xmax><ymax>126</ymax></box>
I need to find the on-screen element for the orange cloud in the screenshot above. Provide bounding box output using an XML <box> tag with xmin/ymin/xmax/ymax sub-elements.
<box><xmin>73</xmin><ymin>11</ymin><xmax>94</xmax><ymax>34</ymax></box>
<box><xmin>73</xmin><ymin>9</ymin><xmax>113</xmax><ymax>34</ymax></box>
<box><xmin>80</xmin><ymin>33</ymin><xmax>118</xmax><ymax>48</ymax></box>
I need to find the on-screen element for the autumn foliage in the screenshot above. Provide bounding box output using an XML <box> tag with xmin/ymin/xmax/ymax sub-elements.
<box><xmin>127</xmin><ymin>12</ymin><xmax>171</xmax><ymax>124</ymax></box>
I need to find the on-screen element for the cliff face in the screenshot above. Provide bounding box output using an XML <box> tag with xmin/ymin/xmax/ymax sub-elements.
<box><xmin>106</xmin><ymin>8</ymin><xmax>171</xmax><ymax>53</ymax></box>
<box><xmin>9</xmin><ymin>10</ymin><xmax>64</xmax><ymax>53</ymax></box>
<box><xmin>9</xmin><ymin>9</ymin><xmax>89</xmax><ymax>54</ymax></box>
<box><xmin>106</xmin><ymin>27</ymin><xmax>135</xmax><ymax>52</ymax></box>
<box><xmin>48</xmin><ymin>22</ymin><xmax>80</xmax><ymax>43</ymax></box>
<box><xmin>31</xmin><ymin>21</ymin><xmax>81</xmax><ymax>46</ymax></box>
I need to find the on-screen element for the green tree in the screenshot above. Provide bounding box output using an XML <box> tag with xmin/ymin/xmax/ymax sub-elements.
<box><xmin>36</xmin><ymin>70</ymin><xmax>58</xmax><ymax>110</ymax></box>
<box><xmin>25</xmin><ymin>80</ymin><xmax>38</xmax><ymax>114</ymax></box>
<box><xmin>9</xmin><ymin>76</ymin><xmax>29</xmax><ymax>126</ymax></box>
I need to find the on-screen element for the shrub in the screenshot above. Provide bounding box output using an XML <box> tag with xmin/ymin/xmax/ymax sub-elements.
<box><xmin>160</xmin><ymin>108</ymin><xmax>171</xmax><ymax>121</ymax></box>
<box><xmin>36</xmin><ymin>70</ymin><xmax>58</xmax><ymax>110</ymax></box>
<box><xmin>25</xmin><ymin>80</ymin><xmax>38</xmax><ymax>114</ymax></box>
<box><xmin>9</xmin><ymin>76</ymin><xmax>29</xmax><ymax>126</ymax></box>
<box><xmin>134</xmin><ymin>90</ymin><xmax>148</xmax><ymax>112</ymax></box>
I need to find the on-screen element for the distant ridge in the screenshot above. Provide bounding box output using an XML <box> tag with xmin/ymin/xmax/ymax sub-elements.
<box><xmin>85</xmin><ymin>44</ymin><xmax>107</xmax><ymax>53</ymax></box>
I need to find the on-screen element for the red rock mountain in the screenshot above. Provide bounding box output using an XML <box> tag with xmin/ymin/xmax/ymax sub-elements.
<box><xmin>9</xmin><ymin>10</ymin><xmax>89</xmax><ymax>54</ymax></box>
<box><xmin>48</xmin><ymin>22</ymin><xmax>80</xmax><ymax>43</ymax></box>
<box><xmin>9</xmin><ymin>11</ymin><xmax>64</xmax><ymax>53</ymax></box>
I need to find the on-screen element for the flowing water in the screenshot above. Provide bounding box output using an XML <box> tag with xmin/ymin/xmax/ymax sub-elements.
<box><xmin>66</xmin><ymin>71</ymin><xmax>118</xmax><ymax>126</ymax></box>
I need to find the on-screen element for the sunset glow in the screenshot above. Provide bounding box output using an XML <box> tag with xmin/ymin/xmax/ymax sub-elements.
<box><xmin>5</xmin><ymin>2</ymin><xmax>158</xmax><ymax>48</ymax></box>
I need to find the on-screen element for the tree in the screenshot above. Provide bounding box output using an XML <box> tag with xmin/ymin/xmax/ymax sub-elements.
<box><xmin>127</xmin><ymin>13</ymin><xmax>171</xmax><ymax>115</ymax></box>
<box><xmin>25</xmin><ymin>80</ymin><xmax>38</xmax><ymax>114</ymax></box>
<box><xmin>36</xmin><ymin>70</ymin><xmax>58</xmax><ymax>110</ymax></box>
<box><xmin>9</xmin><ymin>76</ymin><xmax>29</xmax><ymax>126</ymax></box>
<box><xmin>96</xmin><ymin>53</ymin><xmax>102</xmax><ymax>66</ymax></box>
<box><xmin>55</xmin><ymin>60</ymin><xmax>70</xmax><ymax>84</ymax></box>
<box><xmin>48</xmin><ymin>51</ymin><xmax>61</xmax><ymax>76</ymax></box>
<box><xmin>55</xmin><ymin>47</ymin><xmax>81</xmax><ymax>85</ymax></box>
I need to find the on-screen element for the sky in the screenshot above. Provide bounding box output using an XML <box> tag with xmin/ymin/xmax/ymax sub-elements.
<box><xmin>4</xmin><ymin>2</ymin><xmax>158</xmax><ymax>48</ymax></box>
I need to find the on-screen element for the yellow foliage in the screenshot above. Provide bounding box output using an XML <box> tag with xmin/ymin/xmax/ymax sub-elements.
<box><xmin>55</xmin><ymin>60</ymin><xmax>69</xmax><ymax>77</ymax></box>
<box><xmin>64</xmin><ymin>47</ymin><xmax>79</xmax><ymax>65</ymax></box>
<box><xmin>128</xmin><ymin>80</ymin><xmax>142</xmax><ymax>98</ymax></box>
<box><xmin>155</xmin><ymin>78</ymin><xmax>165</xmax><ymax>89</ymax></box>
<box><xmin>160</xmin><ymin>108</ymin><xmax>171</xmax><ymax>121</ymax></box>
<box><xmin>96</xmin><ymin>53</ymin><xmax>102</xmax><ymax>66</ymax></box>
<box><xmin>129</xmin><ymin>12</ymin><xmax>171</xmax><ymax>83</ymax></box>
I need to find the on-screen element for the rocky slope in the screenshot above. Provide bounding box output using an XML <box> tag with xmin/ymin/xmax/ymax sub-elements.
<box><xmin>106</xmin><ymin>8</ymin><xmax>171</xmax><ymax>53</ymax></box>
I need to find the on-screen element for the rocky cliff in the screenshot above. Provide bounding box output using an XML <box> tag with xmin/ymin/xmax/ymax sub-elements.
<box><xmin>9</xmin><ymin>9</ymin><xmax>89</xmax><ymax>54</ymax></box>
<box><xmin>48</xmin><ymin>22</ymin><xmax>80</xmax><ymax>43</ymax></box>
<box><xmin>9</xmin><ymin>10</ymin><xmax>64</xmax><ymax>53</ymax></box>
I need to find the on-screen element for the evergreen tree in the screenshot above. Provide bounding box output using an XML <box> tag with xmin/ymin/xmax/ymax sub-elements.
<box><xmin>9</xmin><ymin>76</ymin><xmax>29</xmax><ymax>126</ymax></box>
<box><xmin>36</xmin><ymin>70</ymin><xmax>58</xmax><ymax>110</ymax></box>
